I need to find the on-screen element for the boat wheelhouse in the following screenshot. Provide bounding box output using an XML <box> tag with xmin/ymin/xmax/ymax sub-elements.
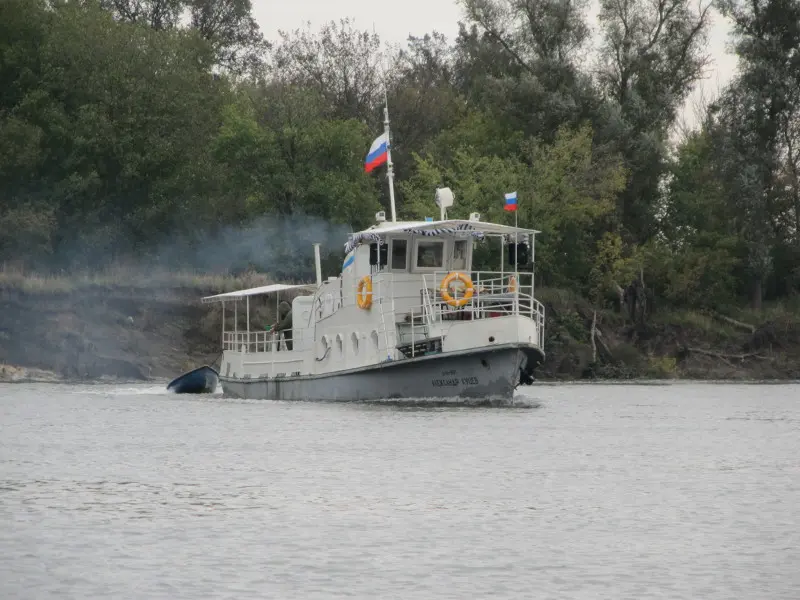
<box><xmin>202</xmin><ymin>204</ymin><xmax>545</xmax><ymax>402</ymax></box>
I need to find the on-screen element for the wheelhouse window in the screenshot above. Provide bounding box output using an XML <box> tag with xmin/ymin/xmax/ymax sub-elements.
<box><xmin>415</xmin><ymin>240</ymin><xmax>444</xmax><ymax>269</ymax></box>
<box><xmin>390</xmin><ymin>239</ymin><xmax>408</xmax><ymax>270</ymax></box>
<box><xmin>453</xmin><ymin>240</ymin><xmax>468</xmax><ymax>270</ymax></box>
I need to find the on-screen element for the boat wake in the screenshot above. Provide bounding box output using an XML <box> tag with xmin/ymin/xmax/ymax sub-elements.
<box><xmin>72</xmin><ymin>385</ymin><xmax>170</xmax><ymax>396</ymax></box>
<box><xmin>82</xmin><ymin>384</ymin><xmax>223</xmax><ymax>397</ymax></box>
<box><xmin>111</xmin><ymin>385</ymin><xmax>171</xmax><ymax>396</ymax></box>
<box><xmin>328</xmin><ymin>395</ymin><xmax>542</xmax><ymax>409</ymax></box>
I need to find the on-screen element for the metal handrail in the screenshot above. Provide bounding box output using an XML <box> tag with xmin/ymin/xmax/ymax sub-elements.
<box><xmin>222</xmin><ymin>270</ymin><xmax>545</xmax><ymax>356</ymax></box>
<box><xmin>373</xmin><ymin>270</ymin><xmax>545</xmax><ymax>347</ymax></box>
<box><xmin>222</xmin><ymin>329</ymin><xmax>312</xmax><ymax>353</ymax></box>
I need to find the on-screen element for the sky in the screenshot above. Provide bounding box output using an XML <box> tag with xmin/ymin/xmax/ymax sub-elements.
<box><xmin>251</xmin><ymin>0</ymin><xmax>739</xmax><ymax>131</ymax></box>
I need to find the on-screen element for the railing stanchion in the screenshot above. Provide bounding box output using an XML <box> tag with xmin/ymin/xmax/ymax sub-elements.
<box><xmin>411</xmin><ymin>310</ymin><xmax>415</xmax><ymax>358</ymax></box>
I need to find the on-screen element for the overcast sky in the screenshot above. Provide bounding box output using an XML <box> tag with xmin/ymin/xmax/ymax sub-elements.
<box><xmin>251</xmin><ymin>0</ymin><xmax>739</xmax><ymax>130</ymax></box>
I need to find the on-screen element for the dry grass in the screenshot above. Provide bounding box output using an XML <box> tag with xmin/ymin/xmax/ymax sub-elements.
<box><xmin>0</xmin><ymin>363</ymin><xmax>61</xmax><ymax>382</ymax></box>
<box><xmin>733</xmin><ymin>298</ymin><xmax>800</xmax><ymax>326</ymax></box>
<box><xmin>0</xmin><ymin>265</ymin><xmax>286</xmax><ymax>295</ymax></box>
<box><xmin>656</xmin><ymin>310</ymin><xmax>738</xmax><ymax>337</ymax></box>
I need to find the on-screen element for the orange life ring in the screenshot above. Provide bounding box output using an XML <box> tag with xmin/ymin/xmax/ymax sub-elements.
<box><xmin>439</xmin><ymin>271</ymin><xmax>474</xmax><ymax>308</ymax></box>
<box><xmin>356</xmin><ymin>276</ymin><xmax>373</xmax><ymax>309</ymax></box>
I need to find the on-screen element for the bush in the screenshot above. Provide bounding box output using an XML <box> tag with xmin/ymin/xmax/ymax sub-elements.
<box><xmin>646</xmin><ymin>356</ymin><xmax>678</xmax><ymax>378</ymax></box>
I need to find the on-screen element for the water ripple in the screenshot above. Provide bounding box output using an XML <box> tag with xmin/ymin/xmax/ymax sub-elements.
<box><xmin>1</xmin><ymin>382</ymin><xmax>799</xmax><ymax>599</ymax></box>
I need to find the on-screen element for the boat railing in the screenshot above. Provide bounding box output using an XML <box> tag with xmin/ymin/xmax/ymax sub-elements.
<box><xmin>374</xmin><ymin>271</ymin><xmax>545</xmax><ymax>348</ymax></box>
<box><xmin>222</xmin><ymin>329</ymin><xmax>311</xmax><ymax>353</ymax></box>
<box><xmin>367</xmin><ymin>271</ymin><xmax>544</xmax><ymax>348</ymax></box>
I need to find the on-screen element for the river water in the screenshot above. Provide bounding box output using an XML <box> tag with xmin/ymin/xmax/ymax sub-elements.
<box><xmin>1</xmin><ymin>382</ymin><xmax>798</xmax><ymax>599</ymax></box>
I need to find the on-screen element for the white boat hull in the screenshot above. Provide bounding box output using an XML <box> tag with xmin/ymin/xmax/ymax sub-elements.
<box><xmin>219</xmin><ymin>343</ymin><xmax>543</xmax><ymax>403</ymax></box>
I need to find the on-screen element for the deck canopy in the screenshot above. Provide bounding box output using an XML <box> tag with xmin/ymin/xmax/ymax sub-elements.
<box><xmin>202</xmin><ymin>283</ymin><xmax>316</xmax><ymax>304</ymax></box>
<box><xmin>345</xmin><ymin>219</ymin><xmax>539</xmax><ymax>254</ymax></box>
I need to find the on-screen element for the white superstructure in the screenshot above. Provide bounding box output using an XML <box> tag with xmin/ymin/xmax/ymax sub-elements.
<box><xmin>202</xmin><ymin>207</ymin><xmax>546</xmax><ymax>401</ymax></box>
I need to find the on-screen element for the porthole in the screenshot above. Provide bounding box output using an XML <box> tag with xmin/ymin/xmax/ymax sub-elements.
<box><xmin>351</xmin><ymin>332</ymin><xmax>359</xmax><ymax>355</ymax></box>
<box><xmin>370</xmin><ymin>330</ymin><xmax>379</xmax><ymax>350</ymax></box>
<box><xmin>317</xmin><ymin>335</ymin><xmax>330</xmax><ymax>359</ymax></box>
<box><xmin>336</xmin><ymin>333</ymin><xmax>344</xmax><ymax>354</ymax></box>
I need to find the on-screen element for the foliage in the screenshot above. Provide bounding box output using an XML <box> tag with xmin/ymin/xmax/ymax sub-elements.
<box><xmin>646</xmin><ymin>356</ymin><xmax>678</xmax><ymax>378</ymax></box>
<box><xmin>0</xmin><ymin>0</ymin><xmax>799</xmax><ymax>318</ymax></box>
<box><xmin>100</xmin><ymin>0</ymin><xmax>269</xmax><ymax>75</ymax></box>
<box><xmin>710</xmin><ymin>0</ymin><xmax>800</xmax><ymax>308</ymax></box>
<box><xmin>595</xmin><ymin>0</ymin><xmax>713</xmax><ymax>244</ymax></box>
<box><xmin>270</xmin><ymin>19</ymin><xmax>384</xmax><ymax>125</ymax></box>
<box><xmin>455</xmin><ymin>0</ymin><xmax>598</xmax><ymax>141</ymax></box>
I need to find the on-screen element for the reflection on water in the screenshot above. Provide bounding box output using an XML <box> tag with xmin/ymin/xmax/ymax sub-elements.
<box><xmin>1</xmin><ymin>381</ymin><xmax>799</xmax><ymax>599</ymax></box>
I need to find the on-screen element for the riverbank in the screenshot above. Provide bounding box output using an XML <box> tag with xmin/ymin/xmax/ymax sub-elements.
<box><xmin>0</xmin><ymin>270</ymin><xmax>270</xmax><ymax>383</ymax></box>
<box><xmin>535</xmin><ymin>288</ymin><xmax>800</xmax><ymax>381</ymax></box>
<box><xmin>1</xmin><ymin>272</ymin><xmax>798</xmax><ymax>383</ymax></box>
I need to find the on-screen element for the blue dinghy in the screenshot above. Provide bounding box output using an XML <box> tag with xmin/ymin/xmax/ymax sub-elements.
<box><xmin>167</xmin><ymin>365</ymin><xmax>219</xmax><ymax>394</ymax></box>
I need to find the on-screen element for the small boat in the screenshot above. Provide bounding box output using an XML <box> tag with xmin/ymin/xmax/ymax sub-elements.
<box><xmin>166</xmin><ymin>365</ymin><xmax>219</xmax><ymax>394</ymax></box>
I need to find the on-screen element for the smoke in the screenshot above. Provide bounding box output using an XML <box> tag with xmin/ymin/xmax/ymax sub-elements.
<box><xmin>145</xmin><ymin>214</ymin><xmax>352</xmax><ymax>280</ymax></box>
<box><xmin>10</xmin><ymin>209</ymin><xmax>356</xmax><ymax>281</ymax></box>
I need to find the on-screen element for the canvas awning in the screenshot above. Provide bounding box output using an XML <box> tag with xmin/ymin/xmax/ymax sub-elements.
<box><xmin>201</xmin><ymin>283</ymin><xmax>316</xmax><ymax>303</ymax></box>
<box><xmin>344</xmin><ymin>219</ymin><xmax>538</xmax><ymax>254</ymax></box>
<box><xmin>360</xmin><ymin>219</ymin><xmax>539</xmax><ymax>236</ymax></box>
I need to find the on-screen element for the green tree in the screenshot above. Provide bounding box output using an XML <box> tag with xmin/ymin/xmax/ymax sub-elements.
<box><xmin>100</xmin><ymin>0</ymin><xmax>268</xmax><ymax>74</ymax></box>
<box><xmin>99</xmin><ymin>0</ymin><xmax>184</xmax><ymax>29</ymax></box>
<box><xmin>0</xmin><ymin>1</ymin><xmax>230</xmax><ymax>267</ymax></box>
<box><xmin>223</xmin><ymin>83</ymin><xmax>382</xmax><ymax>228</ymax></box>
<box><xmin>455</xmin><ymin>0</ymin><xmax>599</xmax><ymax>140</ymax></box>
<box><xmin>188</xmin><ymin>0</ymin><xmax>269</xmax><ymax>76</ymax></box>
<box><xmin>656</xmin><ymin>129</ymin><xmax>743</xmax><ymax>306</ymax></box>
<box><xmin>596</xmin><ymin>0</ymin><xmax>713</xmax><ymax>245</ymax></box>
<box><xmin>712</xmin><ymin>0</ymin><xmax>800</xmax><ymax>307</ymax></box>
<box><xmin>270</xmin><ymin>19</ymin><xmax>385</xmax><ymax>125</ymax></box>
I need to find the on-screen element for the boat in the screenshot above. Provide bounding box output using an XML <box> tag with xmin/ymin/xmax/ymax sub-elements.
<box><xmin>201</xmin><ymin>100</ymin><xmax>543</xmax><ymax>403</ymax></box>
<box><xmin>201</xmin><ymin>193</ymin><xmax>545</xmax><ymax>403</ymax></box>
<box><xmin>166</xmin><ymin>365</ymin><xmax>219</xmax><ymax>394</ymax></box>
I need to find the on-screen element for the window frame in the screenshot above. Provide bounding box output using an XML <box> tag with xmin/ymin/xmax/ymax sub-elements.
<box><xmin>412</xmin><ymin>238</ymin><xmax>448</xmax><ymax>272</ymax></box>
<box><xmin>451</xmin><ymin>239</ymin><xmax>471</xmax><ymax>271</ymax></box>
<box><xmin>388</xmin><ymin>237</ymin><xmax>410</xmax><ymax>272</ymax></box>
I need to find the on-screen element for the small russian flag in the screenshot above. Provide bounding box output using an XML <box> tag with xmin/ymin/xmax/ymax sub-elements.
<box><xmin>504</xmin><ymin>191</ymin><xmax>518</xmax><ymax>212</ymax></box>
<box><xmin>365</xmin><ymin>133</ymin><xmax>388</xmax><ymax>173</ymax></box>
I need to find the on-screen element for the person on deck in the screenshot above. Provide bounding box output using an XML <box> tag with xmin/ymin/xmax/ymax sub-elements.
<box><xmin>273</xmin><ymin>301</ymin><xmax>293</xmax><ymax>350</ymax></box>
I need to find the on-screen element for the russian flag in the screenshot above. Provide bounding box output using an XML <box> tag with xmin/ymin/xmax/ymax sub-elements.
<box><xmin>504</xmin><ymin>191</ymin><xmax>518</xmax><ymax>212</ymax></box>
<box><xmin>365</xmin><ymin>133</ymin><xmax>388</xmax><ymax>173</ymax></box>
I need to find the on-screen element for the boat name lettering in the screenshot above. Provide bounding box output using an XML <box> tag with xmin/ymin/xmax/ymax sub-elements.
<box><xmin>431</xmin><ymin>376</ymin><xmax>479</xmax><ymax>387</ymax></box>
<box><xmin>441</xmin><ymin>369</ymin><xmax>457</xmax><ymax>376</ymax></box>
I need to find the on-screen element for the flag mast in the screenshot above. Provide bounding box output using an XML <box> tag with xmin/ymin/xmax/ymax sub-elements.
<box><xmin>375</xmin><ymin>23</ymin><xmax>397</xmax><ymax>223</ymax></box>
<box><xmin>515</xmin><ymin>193</ymin><xmax>519</xmax><ymax>271</ymax></box>
<box><xmin>383</xmin><ymin>91</ymin><xmax>397</xmax><ymax>223</ymax></box>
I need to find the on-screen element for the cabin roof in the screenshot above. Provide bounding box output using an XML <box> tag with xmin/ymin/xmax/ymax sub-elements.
<box><xmin>202</xmin><ymin>283</ymin><xmax>316</xmax><ymax>303</ymax></box>
<box><xmin>345</xmin><ymin>219</ymin><xmax>538</xmax><ymax>254</ymax></box>
<box><xmin>355</xmin><ymin>219</ymin><xmax>539</xmax><ymax>237</ymax></box>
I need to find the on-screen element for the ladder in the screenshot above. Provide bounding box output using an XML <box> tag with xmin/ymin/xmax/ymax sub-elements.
<box><xmin>376</xmin><ymin>278</ymin><xmax>394</xmax><ymax>360</ymax></box>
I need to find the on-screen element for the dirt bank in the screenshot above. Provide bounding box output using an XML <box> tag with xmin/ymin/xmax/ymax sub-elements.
<box><xmin>537</xmin><ymin>289</ymin><xmax>800</xmax><ymax>381</ymax></box>
<box><xmin>1</xmin><ymin>283</ymin><xmax>798</xmax><ymax>383</ymax></box>
<box><xmin>0</xmin><ymin>284</ymin><xmax>223</xmax><ymax>383</ymax></box>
